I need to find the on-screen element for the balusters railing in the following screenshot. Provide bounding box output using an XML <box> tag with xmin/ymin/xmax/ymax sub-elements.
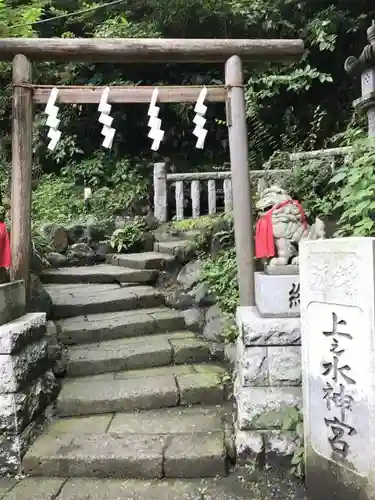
<box><xmin>154</xmin><ymin>169</ymin><xmax>288</xmax><ymax>222</ymax></box>
<box><xmin>191</xmin><ymin>180</ymin><xmax>200</xmax><ymax>218</ymax></box>
<box><xmin>153</xmin><ymin>162</ymin><xmax>167</xmax><ymax>222</ymax></box>
<box><xmin>223</xmin><ymin>178</ymin><xmax>233</xmax><ymax>212</ymax></box>
<box><xmin>153</xmin><ymin>147</ymin><xmax>356</xmax><ymax>222</ymax></box>
<box><xmin>175</xmin><ymin>180</ymin><xmax>184</xmax><ymax>220</ymax></box>
<box><xmin>207</xmin><ymin>179</ymin><xmax>217</xmax><ymax>215</ymax></box>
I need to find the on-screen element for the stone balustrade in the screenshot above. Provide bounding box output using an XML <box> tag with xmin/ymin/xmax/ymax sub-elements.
<box><xmin>153</xmin><ymin>163</ymin><xmax>237</xmax><ymax>222</ymax></box>
<box><xmin>153</xmin><ymin>147</ymin><xmax>354</xmax><ymax>223</ymax></box>
<box><xmin>153</xmin><ymin>164</ymin><xmax>290</xmax><ymax>222</ymax></box>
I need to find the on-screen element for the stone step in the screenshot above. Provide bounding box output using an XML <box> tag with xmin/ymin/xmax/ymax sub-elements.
<box><xmin>23</xmin><ymin>407</ymin><xmax>229</xmax><ymax>480</ymax></box>
<box><xmin>0</xmin><ymin>475</ymin><xmax>262</xmax><ymax>500</ymax></box>
<box><xmin>46</xmin><ymin>405</ymin><xmax>230</xmax><ymax>437</ymax></box>
<box><xmin>57</xmin><ymin>364</ymin><xmax>225</xmax><ymax>417</ymax></box>
<box><xmin>41</xmin><ymin>264</ymin><xmax>157</xmax><ymax>284</ymax></box>
<box><xmin>66</xmin><ymin>332</ymin><xmax>212</xmax><ymax>377</ymax></box>
<box><xmin>57</xmin><ymin>307</ymin><xmax>186</xmax><ymax>345</ymax></box>
<box><xmin>23</xmin><ymin>430</ymin><xmax>226</xmax><ymax>479</ymax></box>
<box><xmin>154</xmin><ymin>228</ymin><xmax>202</xmax><ymax>243</ymax></box>
<box><xmin>107</xmin><ymin>251</ymin><xmax>175</xmax><ymax>270</ymax></box>
<box><xmin>45</xmin><ymin>283</ymin><xmax>164</xmax><ymax>319</ymax></box>
<box><xmin>153</xmin><ymin>240</ymin><xmax>191</xmax><ymax>256</ymax></box>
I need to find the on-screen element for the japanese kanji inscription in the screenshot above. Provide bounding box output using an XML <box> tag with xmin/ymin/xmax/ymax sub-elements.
<box><xmin>300</xmin><ymin>238</ymin><xmax>375</xmax><ymax>494</ymax></box>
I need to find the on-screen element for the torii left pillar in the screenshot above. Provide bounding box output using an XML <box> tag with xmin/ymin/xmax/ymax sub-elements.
<box><xmin>11</xmin><ymin>54</ymin><xmax>33</xmax><ymax>299</ymax></box>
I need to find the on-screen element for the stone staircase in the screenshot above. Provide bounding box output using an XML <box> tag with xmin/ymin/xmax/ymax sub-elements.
<box><xmin>22</xmin><ymin>250</ymin><xmax>232</xmax><ymax>480</ymax></box>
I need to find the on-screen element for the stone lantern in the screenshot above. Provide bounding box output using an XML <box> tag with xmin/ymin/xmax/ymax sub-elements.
<box><xmin>345</xmin><ymin>22</ymin><xmax>375</xmax><ymax>136</ymax></box>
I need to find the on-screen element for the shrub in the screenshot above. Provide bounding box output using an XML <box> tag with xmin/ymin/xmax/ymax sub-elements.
<box><xmin>32</xmin><ymin>175</ymin><xmax>84</xmax><ymax>225</ymax></box>
<box><xmin>108</xmin><ymin>217</ymin><xmax>147</xmax><ymax>253</ymax></box>
<box><xmin>199</xmin><ymin>248</ymin><xmax>239</xmax><ymax>314</ymax></box>
<box><xmin>62</xmin><ymin>155</ymin><xmax>150</xmax><ymax>216</ymax></box>
<box><xmin>330</xmin><ymin>138</ymin><xmax>375</xmax><ymax>236</ymax></box>
<box><xmin>171</xmin><ymin>215</ymin><xmax>223</xmax><ymax>231</ymax></box>
<box><xmin>265</xmin><ymin>151</ymin><xmax>341</xmax><ymax>220</ymax></box>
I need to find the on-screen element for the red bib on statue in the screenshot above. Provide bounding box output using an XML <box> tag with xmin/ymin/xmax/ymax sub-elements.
<box><xmin>255</xmin><ymin>200</ymin><xmax>307</xmax><ymax>259</ymax></box>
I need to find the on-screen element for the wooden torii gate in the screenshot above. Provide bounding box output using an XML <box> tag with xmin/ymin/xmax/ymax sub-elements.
<box><xmin>0</xmin><ymin>37</ymin><xmax>304</xmax><ymax>305</ymax></box>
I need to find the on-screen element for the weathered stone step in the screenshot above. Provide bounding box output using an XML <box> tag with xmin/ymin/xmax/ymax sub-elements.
<box><xmin>107</xmin><ymin>251</ymin><xmax>175</xmax><ymax>270</ymax></box>
<box><xmin>57</xmin><ymin>364</ymin><xmax>225</xmax><ymax>417</ymax></box>
<box><xmin>1</xmin><ymin>475</ymin><xmax>261</xmax><ymax>500</ymax></box>
<box><xmin>66</xmin><ymin>332</ymin><xmax>212</xmax><ymax>377</ymax></box>
<box><xmin>57</xmin><ymin>307</ymin><xmax>186</xmax><ymax>345</ymax></box>
<box><xmin>41</xmin><ymin>264</ymin><xmax>157</xmax><ymax>284</ymax></box>
<box><xmin>23</xmin><ymin>430</ymin><xmax>226</xmax><ymax>479</ymax></box>
<box><xmin>23</xmin><ymin>407</ymin><xmax>229</xmax><ymax>480</ymax></box>
<box><xmin>45</xmin><ymin>283</ymin><xmax>164</xmax><ymax>319</ymax></box>
<box><xmin>154</xmin><ymin>228</ymin><xmax>202</xmax><ymax>243</ymax></box>
<box><xmin>153</xmin><ymin>240</ymin><xmax>191</xmax><ymax>256</ymax></box>
<box><xmin>46</xmin><ymin>405</ymin><xmax>228</xmax><ymax>437</ymax></box>
<box><xmin>61</xmin><ymin>362</ymin><xmax>225</xmax><ymax>381</ymax></box>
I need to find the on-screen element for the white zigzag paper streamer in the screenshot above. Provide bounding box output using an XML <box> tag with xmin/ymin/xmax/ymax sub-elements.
<box><xmin>193</xmin><ymin>87</ymin><xmax>208</xmax><ymax>149</ymax></box>
<box><xmin>98</xmin><ymin>87</ymin><xmax>116</xmax><ymax>149</ymax></box>
<box><xmin>147</xmin><ymin>88</ymin><xmax>164</xmax><ymax>151</ymax></box>
<box><xmin>44</xmin><ymin>87</ymin><xmax>61</xmax><ymax>151</ymax></box>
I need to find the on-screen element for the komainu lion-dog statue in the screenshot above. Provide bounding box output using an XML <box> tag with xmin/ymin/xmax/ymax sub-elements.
<box><xmin>255</xmin><ymin>181</ymin><xmax>325</xmax><ymax>267</ymax></box>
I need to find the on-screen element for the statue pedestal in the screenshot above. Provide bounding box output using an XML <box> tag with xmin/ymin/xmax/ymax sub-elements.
<box><xmin>235</xmin><ymin>267</ymin><xmax>302</xmax><ymax>466</ymax></box>
<box><xmin>255</xmin><ymin>271</ymin><xmax>300</xmax><ymax>317</ymax></box>
<box><xmin>264</xmin><ymin>264</ymin><xmax>299</xmax><ymax>275</ymax></box>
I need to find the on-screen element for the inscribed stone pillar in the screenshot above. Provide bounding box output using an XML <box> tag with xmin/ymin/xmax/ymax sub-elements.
<box><xmin>300</xmin><ymin>237</ymin><xmax>375</xmax><ymax>499</ymax></box>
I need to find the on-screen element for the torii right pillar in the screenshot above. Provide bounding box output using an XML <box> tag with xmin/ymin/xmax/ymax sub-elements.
<box><xmin>345</xmin><ymin>22</ymin><xmax>375</xmax><ymax>137</ymax></box>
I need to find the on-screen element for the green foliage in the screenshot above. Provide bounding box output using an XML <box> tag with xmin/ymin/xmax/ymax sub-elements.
<box><xmin>220</xmin><ymin>314</ymin><xmax>239</xmax><ymax>344</ymax></box>
<box><xmin>108</xmin><ymin>217</ymin><xmax>147</xmax><ymax>253</ymax></box>
<box><xmin>32</xmin><ymin>175</ymin><xmax>85</xmax><ymax>225</ymax></box>
<box><xmin>330</xmin><ymin>138</ymin><xmax>375</xmax><ymax>236</ymax></box>
<box><xmin>229</xmin><ymin>0</ymin><xmax>371</xmax><ymax>160</ymax></box>
<box><xmin>30</xmin><ymin>154</ymin><xmax>150</xmax><ymax>227</ymax></box>
<box><xmin>281</xmin><ymin>407</ymin><xmax>304</xmax><ymax>479</ymax></box>
<box><xmin>267</xmin><ymin>152</ymin><xmax>341</xmax><ymax>220</ymax></box>
<box><xmin>61</xmin><ymin>155</ymin><xmax>150</xmax><ymax>216</ymax></box>
<box><xmin>0</xmin><ymin>0</ymin><xmax>372</xmax><ymax>182</ymax></box>
<box><xmin>200</xmin><ymin>249</ymin><xmax>239</xmax><ymax>315</ymax></box>
<box><xmin>0</xmin><ymin>0</ymin><xmax>43</xmax><ymax>37</ymax></box>
<box><xmin>171</xmin><ymin>215</ymin><xmax>221</xmax><ymax>231</ymax></box>
<box><xmin>0</xmin><ymin>0</ymin><xmax>374</xmax><ymax>244</ymax></box>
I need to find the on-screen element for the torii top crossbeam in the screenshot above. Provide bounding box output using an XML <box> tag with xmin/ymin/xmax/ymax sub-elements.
<box><xmin>0</xmin><ymin>38</ymin><xmax>303</xmax><ymax>62</ymax></box>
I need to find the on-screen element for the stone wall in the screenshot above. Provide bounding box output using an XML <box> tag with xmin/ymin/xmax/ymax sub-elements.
<box><xmin>234</xmin><ymin>306</ymin><xmax>302</xmax><ymax>467</ymax></box>
<box><xmin>0</xmin><ymin>283</ymin><xmax>60</xmax><ymax>476</ymax></box>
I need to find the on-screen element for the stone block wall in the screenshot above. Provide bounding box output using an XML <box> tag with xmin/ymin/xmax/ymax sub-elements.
<box><xmin>0</xmin><ymin>310</ymin><xmax>60</xmax><ymax>475</ymax></box>
<box><xmin>0</xmin><ymin>280</ymin><xmax>26</xmax><ymax>325</ymax></box>
<box><xmin>234</xmin><ymin>306</ymin><xmax>302</xmax><ymax>466</ymax></box>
